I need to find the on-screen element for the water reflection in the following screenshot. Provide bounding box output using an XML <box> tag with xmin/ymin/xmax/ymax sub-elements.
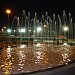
<box><xmin>34</xmin><ymin>51</ymin><xmax>48</xmax><ymax>65</ymax></box>
<box><xmin>0</xmin><ymin>44</ymin><xmax>75</xmax><ymax>75</ymax></box>
<box><xmin>0</xmin><ymin>47</ymin><xmax>14</xmax><ymax>74</ymax></box>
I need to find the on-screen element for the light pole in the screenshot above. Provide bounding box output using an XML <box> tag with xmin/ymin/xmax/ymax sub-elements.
<box><xmin>37</xmin><ymin>27</ymin><xmax>42</xmax><ymax>42</ymax></box>
<box><xmin>6</xmin><ymin>9</ymin><xmax>11</xmax><ymax>43</ymax></box>
<box><xmin>6</xmin><ymin>9</ymin><xmax>11</xmax><ymax>29</ymax></box>
<box><xmin>63</xmin><ymin>26</ymin><xmax>69</xmax><ymax>45</ymax></box>
<box><xmin>63</xmin><ymin>26</ymin><xmax>69</xmax><ymax>39</ymax></box>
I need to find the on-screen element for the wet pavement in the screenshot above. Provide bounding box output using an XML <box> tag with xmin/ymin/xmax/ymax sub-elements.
<box><xmin>0</xmin><ymin>44</ymin><xmax>75</xmax><ymax>75</ymax></box>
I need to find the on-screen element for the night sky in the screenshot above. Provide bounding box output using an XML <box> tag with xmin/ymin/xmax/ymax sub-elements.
<box><xmin>0</xmin><ymin>0</ymin><xmax>75</xmax><ymax>27</ymax></box>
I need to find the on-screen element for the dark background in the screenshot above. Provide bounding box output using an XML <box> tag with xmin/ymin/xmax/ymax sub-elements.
<box><xmin>0</xmin><ymin>0</ymin><xmax>75</xmax><ymax>27</ymax></box>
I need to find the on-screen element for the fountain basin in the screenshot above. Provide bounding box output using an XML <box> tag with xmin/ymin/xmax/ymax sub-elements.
<box><xmin>0</xmin><ymin>44</ymin><xmax>75</xmax><ymax>75</ymax></box>
<box><xmin>13</xmin><ymin>61</ymin><xmax>75</xmax><ymax>75</ymax></box>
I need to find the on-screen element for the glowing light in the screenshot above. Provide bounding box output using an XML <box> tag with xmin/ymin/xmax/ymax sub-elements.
<box><xmin>14</xmin><ymin>30</ymin><xmax>15</xmax><ymax>32</ymax></box>
<box><xmin>29</xmin><ymin>29</ymin><xmax>31</xmax><ymax>32</ymax></box>
<box><xmin>6</xmin><ymin>9</ymin><xmax>11</xmax><ymax>14</ymax></box>
<box><xmin>4</xmin><ymin>26</ymin><xmax>6</xmax><ymax>28</ymax></box>
<box><xmin>37</xmin><ymin>27</ymin><xmax>42</xmax><ymax>33</ymax></box>
<box><xmin>19</xmin><ymin>28</ymin><xmax>26</xmax><ymax>32</ymax></box>
<box><xmin>44</xmin><ymin>25</ymin><xmax>46</xmax><ymax>28</ymax></box>
<box><xmin>2</xmin><ymin>29</ymin><xmax>4</xmax><ymax>31</ymax></box>
<box><xmin>63</xmin><ymin>26</ymin><xmax>68</xmax><ymax>31</ymax></box>
<box><xmin>7</xmin><ymin>29</ymin><xmax>11</xmax><ymax>33</ymax></box>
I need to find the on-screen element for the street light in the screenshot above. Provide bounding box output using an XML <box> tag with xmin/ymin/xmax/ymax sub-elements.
<box><xmin>19</xmin><ymin>28</ymin><xmax>26</xmax><ymax>33</ymax></box>
<box><xmin>37</xmin><ymin>27</ymin><xmax>42</xmax><ymax>42</ymax></box>
<box><xmin>63</xmin><ymin>26</ymin><xmax>68</xmax><ymax>31</ymax></box>
<box><xmin>6</xmin><ymin>9</ymin><xmax>11</xmax><ymax>28</ymax></box>
<box><xmin>6</xmin><ymin>9</ymin><xmax>11</xmax><ymax>44</ymax></box>
<box><xmin>63</xmin><ymin>26</ymin><xmax>69</xmax><ymax>38</ymax></box>
<box><xmin>7</xmin><ymin>29</ymin><xmax>11</xmax><ymax>33</ymax></box>
<box><xmin>37</xmin><ymin>27</ymin><xmax>42</xmax><ymax>33</ymax></box>
<box><xmin>7</xmin><ymin>29</ymin><xmax>11</xmax><ymax>43</ymax></box>
<box><xmin>63</xmin><ymin>26</ymin><xmax>69</xmax><ymax>45</ymax></box>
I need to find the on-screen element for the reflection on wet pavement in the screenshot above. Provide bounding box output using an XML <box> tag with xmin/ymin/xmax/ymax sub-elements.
<box><xmin>0</xmin><ymin>44</ymin><xmax>75</xmax><ymax>75</ymax></box>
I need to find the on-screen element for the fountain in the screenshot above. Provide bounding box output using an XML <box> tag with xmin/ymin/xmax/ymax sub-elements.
<box><xmin>0</xmin><ymin>10</ymin><xmax>75</xmax><ymax>75</ymax></box>
<box><xmin>10</xmin><ymin>10</ymin><xmax>75</xmax><ymax>46</ymax></box>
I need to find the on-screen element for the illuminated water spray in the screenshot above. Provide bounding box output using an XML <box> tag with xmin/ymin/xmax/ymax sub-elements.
<box><xmin>11</xmin><ymin>10</ymin><xmax>75</xmax><ymax>47</ymax></box>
